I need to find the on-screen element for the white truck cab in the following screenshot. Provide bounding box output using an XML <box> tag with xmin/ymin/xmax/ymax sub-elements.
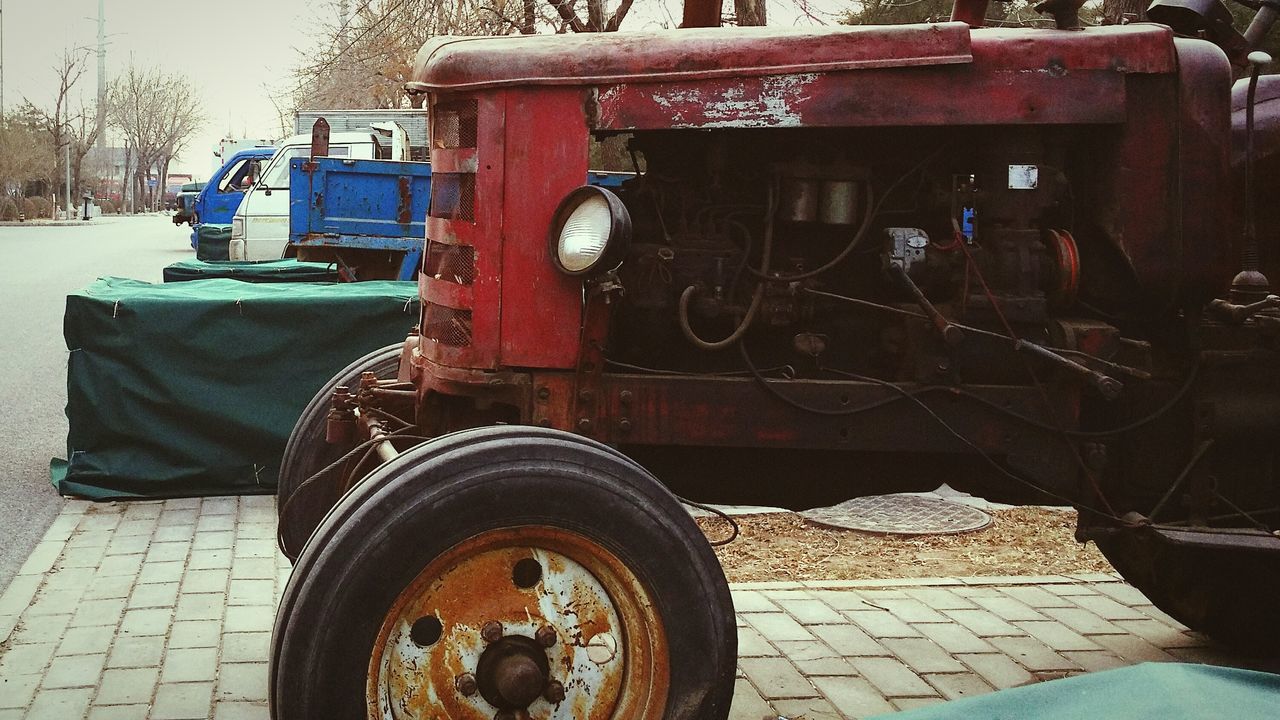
<box><xmin>229</xmin><ymin>131</ymin><xmax>379</xmax><ymax>261</ymax></box>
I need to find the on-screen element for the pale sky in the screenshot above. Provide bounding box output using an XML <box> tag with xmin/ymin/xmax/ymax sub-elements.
<box><xmin>3</xmin><ymin>0</ymin><xmax>838</xmax><ymax>178</ymax></box>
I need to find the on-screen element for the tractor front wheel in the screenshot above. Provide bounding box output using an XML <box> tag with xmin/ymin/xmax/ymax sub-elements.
<box><xmin>276</xmin><ymin>343</ymin><xmax>402</xmax><ymax>561</ymax></box>
<box><xmin>270</xmin><ymin>427</ymin><xmax>737</xmax><ymax>720</ymax></box>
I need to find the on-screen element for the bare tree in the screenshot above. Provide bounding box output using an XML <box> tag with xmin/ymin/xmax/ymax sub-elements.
<box><xmin>0</xmin><ymin>111</ymin><xmax>55</xmax><ymax>201</ymax></box>
<box><xmin>1102</xmin><ymin>0</ymin><xmax>1145</xmax><ymax>24</ymax></box>
<box><xmin>109</xmin><ymin>59</ymin><xmax>204</xmax><ymax>212</ymax></box>
<box><xmin>22</xmin><ymin>49</ymin><xmax>105</xmax><ymax>211</ymax></box>
<box><xmin>733</xmin><ymin>0</ymin><xmax>765</xmax><ymax>26</ymax></box>
<box><xmin>290</xmin><ymin>0</ymin><xmax>639</xmax><ymax>114</ymax></box>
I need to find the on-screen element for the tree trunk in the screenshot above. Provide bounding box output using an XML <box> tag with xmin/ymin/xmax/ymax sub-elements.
<box><xmin>122</xmin><ymin>144</ymin><xmax>132</xmax><ymax>213</ymax></box>
<box><xmin>521</xmin><ymin>0</ymin><xmax>537</xmax><ymax>33</ymax></box>
<box><xmin>1103</xmin><ymin>0</ymin><xmax>1145</xmax><ymax>24</ymax></box>
<box><xmin>734</xmin><ymin>0</ymin><xmax>766</xmax><ymax>26</ymax></box>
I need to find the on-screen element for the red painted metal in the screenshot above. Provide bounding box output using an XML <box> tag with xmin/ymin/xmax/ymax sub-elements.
<box><xmin>408</xmin><ymin>25</ymin><xmax>1179</xmax><ymax>94</ymax></box>
<box><xmin>498</xmin><ymin>88</ymin><xmax>589</xmax><ymax>369</ymax></box>
<box><xmin>417</xmin><ymin>92</ymin><xmax>506</xmax><ymax>371</ymax></box>
<box><xmin>407</xmin><ymin>23</ymin><xmax>973</xmax><ymax>92</ymax></box>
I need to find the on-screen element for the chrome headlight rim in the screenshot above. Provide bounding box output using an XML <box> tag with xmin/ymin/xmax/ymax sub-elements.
<box><xmin>547</xmin><ymin>185</ymin><xmax>632</xmax><ymax>278</ymax></box>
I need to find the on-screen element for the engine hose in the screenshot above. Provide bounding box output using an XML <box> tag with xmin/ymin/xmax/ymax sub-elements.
<box><xmin>678</xmin><ymin>284</ymin><xmax>764</xmax><ymax>350</ymax></box>
<box><xmin>679</xmin><ymin>180</ymin><xmax>778</xmax><ymax>351</ymax></box>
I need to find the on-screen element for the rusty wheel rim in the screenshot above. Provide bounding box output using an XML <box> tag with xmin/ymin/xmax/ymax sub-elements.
<box><xmin>366</xmin><ymin>526</ymin><xmax>669</xmax><ymax>719</ymax></box>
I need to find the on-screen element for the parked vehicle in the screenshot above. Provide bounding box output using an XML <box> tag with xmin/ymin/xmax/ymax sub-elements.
<box><xmin>294</xmin><ymin>109</ymin><xmax>428</xmax><ymax>157</ymax></box>
<box><xmin>286</xmin><ymin>142</ymin><xmax>631</xmax><ymax>281</ymax></box>
<box><xmin>232</xmin><ymin>120</ymin><xmax>432</xmax><ymax>262</ymax></box>
<box><xmin>187</xmin><ymin>147</ymin><xmax>275</xmax><ymax>251</ymax></box>
<box><xmin>171</xmin><ymin>182</ymin><xmax>205</xmax><ymax>227</ymax></box>
<box><xmin>288</xmin><ymin>153</ymin><xmax>432</xmax><ymax>281</ymax></box>
<box><xmin>270</xmin><ymin>1</ymin><xmax>1280</xmax><ymax>718</ymax></box>
<box><xmin>230</xmin><ymin>132</ymin><xmax>385</xmax><ymax>261</ymax></box>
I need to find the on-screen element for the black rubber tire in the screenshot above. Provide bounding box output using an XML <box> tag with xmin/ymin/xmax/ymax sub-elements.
<box><xmin>276</xmin><ymin>343</ymin><xmax>402</xmax><ymax>560</ymax></box>
<box><xmin>270</xmin><ymin>426</ymin><xmax>736</xmax><ymax>720</ymax></box>
<box><xmin>1096</xmin><ymin>531</ymin><xmax>1280</xmax><ymax>653</ymax></box>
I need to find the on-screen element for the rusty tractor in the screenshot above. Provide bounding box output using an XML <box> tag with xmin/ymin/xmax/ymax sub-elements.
<box><xmin>271</xmin><ymin>0</ymin><xmax>1280</xmax><ymax>717</ymax></box>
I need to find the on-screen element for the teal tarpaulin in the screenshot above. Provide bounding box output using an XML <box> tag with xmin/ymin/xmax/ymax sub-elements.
<box><xmin>871</xmin><ymin>663</ymin><xmax>1280</xmax><ymax>719</ymax></box>
<box><xmin>55</xmin><ymin>277</ymin><xmax>418</xmax><ymax>499</ymax></box>
<box><xmin>163</xmin><ymin>259</ymin><xmax>340</xmax><ymax>284</ymax></box>
<box><xmin>194</xmin><ymin>224</ymin><xmax>232</xmax><ymax>261</ymax></box>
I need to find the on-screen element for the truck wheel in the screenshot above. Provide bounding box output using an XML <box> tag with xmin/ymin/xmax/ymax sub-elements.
<box><xmin>276</xmin><ymin>343</ymin><xmax>402</xmax><ymax>561</ymax></box>
<box><xmin>1095</xmin><ymin>531</ymin><xmax>1280</xmax><ymax>651</ymax></box>
<box><xmin>270</xmin><ymin>427</ymin><xmax>736</xmax><ymax>720</ymax></box>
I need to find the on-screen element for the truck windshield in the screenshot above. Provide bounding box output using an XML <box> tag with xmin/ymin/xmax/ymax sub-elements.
<box><xmin>261</xmin><ymin>146</ymin><xmax>350</xmax><ymax>189</ymax></box>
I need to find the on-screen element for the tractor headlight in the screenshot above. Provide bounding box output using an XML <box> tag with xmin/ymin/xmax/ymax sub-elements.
<box><xmin>549</xmin><ymin>186</ymin><xmax>631</xmax><ymax>277</ymax></box>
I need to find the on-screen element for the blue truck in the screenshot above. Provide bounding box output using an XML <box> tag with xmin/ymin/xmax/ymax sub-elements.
<box><xmin>288</xmin><ymin>156</ymin><xmax>432</xmax><ymax>281</ymax></box>
<box><xmin>287</xmin><ymin>155</ymin><xmax>631</xmax><ymax>281</ymax></box>
<box><xmin>189</xmin><ymin>147</ymin><xmax>276</xmax><ymax>256</ymax></box>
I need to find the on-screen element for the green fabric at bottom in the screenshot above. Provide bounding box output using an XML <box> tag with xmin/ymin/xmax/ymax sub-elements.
<box><xmin>57</xmin><ymin>277</ymin><xmax>418</xmax><ymax>499</ymax></box>
<box><xmin>163</xmin><ymin>258</ymin><xmax>340</xmax><ymax>283</ymax></box>
<box><xmin>871</xmin><ymin>663</ymin><xmax>1280</xmax><ymax>719</ymax></box>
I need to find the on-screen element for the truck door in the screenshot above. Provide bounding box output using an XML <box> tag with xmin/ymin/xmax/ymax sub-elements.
<box><xmin>201</xmin><ymin>157</ymin><xmax>260</xmax><ymax>225</ymax></box>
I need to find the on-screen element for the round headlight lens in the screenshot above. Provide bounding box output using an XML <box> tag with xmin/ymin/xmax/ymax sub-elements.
<box><xmin>557</xmin><ymin>194</ymin><xmax>613</xmax><ymax>273</ymax></box>
<box><xmin>549</xmin><ymin>186</ymin><xmax>631</xmax><ymax>277</ymax></box>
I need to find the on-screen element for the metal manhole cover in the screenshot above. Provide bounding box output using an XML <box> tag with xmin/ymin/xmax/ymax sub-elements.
<box><xmin>800</xmin><ymin>494</ymin><xmax>992</xmax><ymax>535</ymax></box>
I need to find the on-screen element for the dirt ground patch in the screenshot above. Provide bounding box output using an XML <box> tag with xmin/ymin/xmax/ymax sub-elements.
<box><xmin>696</xmin><ymin>507</ymin><xmax>1113</xmax><ymax>583</ymax></box>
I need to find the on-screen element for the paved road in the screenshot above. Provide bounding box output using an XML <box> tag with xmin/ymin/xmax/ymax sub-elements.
<box><xmin>0</xmin><ymin>215</ymin><xmax>193</xmax><ymax>591</ymax></box>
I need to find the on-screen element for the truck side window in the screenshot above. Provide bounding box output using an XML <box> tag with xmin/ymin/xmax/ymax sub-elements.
<box><xmin>217</xmin><ymin>159</ymin><xmax>251</xmax><ymax>193</ymax></box>
<box><xmin>261</xmin><ymin>146</ymin><xmax>351</xmax><ymax>190</ymax></box>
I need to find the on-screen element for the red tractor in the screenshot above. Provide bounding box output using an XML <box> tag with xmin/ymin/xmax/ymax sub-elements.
<box><xmin>271</xmin><ymin>1</ymin><xmax>1280</xmax><ymax>717</ymax></box>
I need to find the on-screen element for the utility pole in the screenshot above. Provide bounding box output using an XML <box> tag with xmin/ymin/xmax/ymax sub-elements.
<box><xmin>2</xmin><ymin>0</ymin><xmax>6</xmax><ymax>124</ymax></box>
<box><xmin>97</xmin><ymin>0</ymin><xmax>106</xmax><ymax>147</ymax></box>
<box><xmin>65</xmin><ymin>131</ymin><xmax>72</xmax><ymax>219</ymax></box>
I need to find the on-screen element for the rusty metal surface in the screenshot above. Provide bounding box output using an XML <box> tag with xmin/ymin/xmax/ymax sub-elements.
<box><xmin>409</xmin><ymin>25</ymin><xmax>1178</xmax><ymax>95</ymax></box>
<box><xmin>367</xmin><ymin>527</ymin><xmax>667</xmax><ymax>719</ymax></box>
<box><xmin>419</xmin><ymin>92</ymin><xmax>506</xmax><ymax>372</ymax></box>
<box><xmin>409</xmin><ymin>23</ymin><xmax>973</xmax><ymax>93</ymax></box>
<box><xmin>496</xmin><ymin>89</ymin><xmax>591</xmax><ymax>371</ymax></box>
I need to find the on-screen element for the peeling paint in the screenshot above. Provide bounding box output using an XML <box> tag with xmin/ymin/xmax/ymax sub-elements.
<box><xmin>644</xmin><ymin>73</ymin><xmax>817</xmax><ymax>129</ymax></box>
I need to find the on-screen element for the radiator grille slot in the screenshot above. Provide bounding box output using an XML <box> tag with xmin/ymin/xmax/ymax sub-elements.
<box><xmin>432</xmin><ymin>100</ymin><xmax>478</xmax><ymax>149</ymax></box>
<box><xmin>423</xmin><ymin>302</ymin><xmax>473</xmax><ymax>347</ymax></box>
<box><xmin>429</xmin><ymin>173</ymin><xmax>475</xmax><ymax>221</ymax></box>
<box><xmin>424</xmin><ymin>241</ymin><xmax>476</xmax><ymax>285</ymax></box>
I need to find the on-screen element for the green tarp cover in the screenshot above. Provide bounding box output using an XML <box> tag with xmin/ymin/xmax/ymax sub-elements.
<box><xmin>55</xmin><ymin>277</ymin><xmax>418</xmax><ymax>499</ymax></box>
<box><xmin>194</xmin><ymin>224</ymin><xmax>231</xmax><ymax>261</ymax></box>
<box><xmin>871</xmin><ymin>663</ymin><xmax>1280</xmax><ymax>719</ymax></box>
<box><xmin>163</xmin><ymin>259</ymin><xmax>340</xmax><ymax>284</ymax></box>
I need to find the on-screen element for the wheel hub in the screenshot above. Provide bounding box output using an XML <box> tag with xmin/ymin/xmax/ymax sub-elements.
<box><xmin>366</xmin><ymin>527</ymin><xmax>668</xmax><ymax>720</ymax></box>
<box><xmin>477</xmin><ymin>636</ymin><xmax>551</xmax><ymax>710</ymax></box>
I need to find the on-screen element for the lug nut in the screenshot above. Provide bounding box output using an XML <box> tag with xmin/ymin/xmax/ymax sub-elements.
<box><xmin>535</xmin><ymin>625</ymin><xmax>557</xmax><ymax>647</ymax></box>
<box><xmin>455</xmin><ymin>673</ymin><xmax>478</xmax><ymax>697</ymax></box>
<box><xmin>544</xmin><ymin>679</ymin><xmax>566</xmax><ymax>704</ymax></box>
<box><xmin>481</xmin><ymin>620</ymin><xmax>503</xmax><ymax>643</ymax></box>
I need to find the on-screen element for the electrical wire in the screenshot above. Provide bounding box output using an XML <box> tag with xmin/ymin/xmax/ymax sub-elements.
<box><xmin>802</xmin><ymin>287</ymin><xmax>1190</xmax><ymax>437</ymax></box>
<box><xmin>951</xmin><ymin>239</ymin><xmax>1118</xmax><ymax>516</ymax></box>
<box><xmin>814</xmin><ymin>364</ymin><xmax>1121</xmax><ymax>516</ymax></box>
<box><xmin>750</xmin><ymin>147</ymin><xmax>942</xmax><ymax>283</ymax></box>
<box><xmin>677</xmin><ymin>497</ymin><xmax>741</xmax><ymax>546</ymax></box>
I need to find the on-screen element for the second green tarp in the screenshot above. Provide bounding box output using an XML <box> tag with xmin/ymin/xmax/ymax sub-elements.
<box><xmin>57</xmin><ymin>277</ymin><xmax>418</xmax><ymax>499</ymax></box>
<box><xmin>163</xmin><ymin>258</ymin><xmax>340</xmax><ymax>283</ymax></box>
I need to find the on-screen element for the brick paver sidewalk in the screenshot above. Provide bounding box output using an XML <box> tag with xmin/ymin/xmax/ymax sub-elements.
<box><xmin>0</xmin><ymin>498</ymin><xmax>1272</xmax><ymax>720</ymax></box>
